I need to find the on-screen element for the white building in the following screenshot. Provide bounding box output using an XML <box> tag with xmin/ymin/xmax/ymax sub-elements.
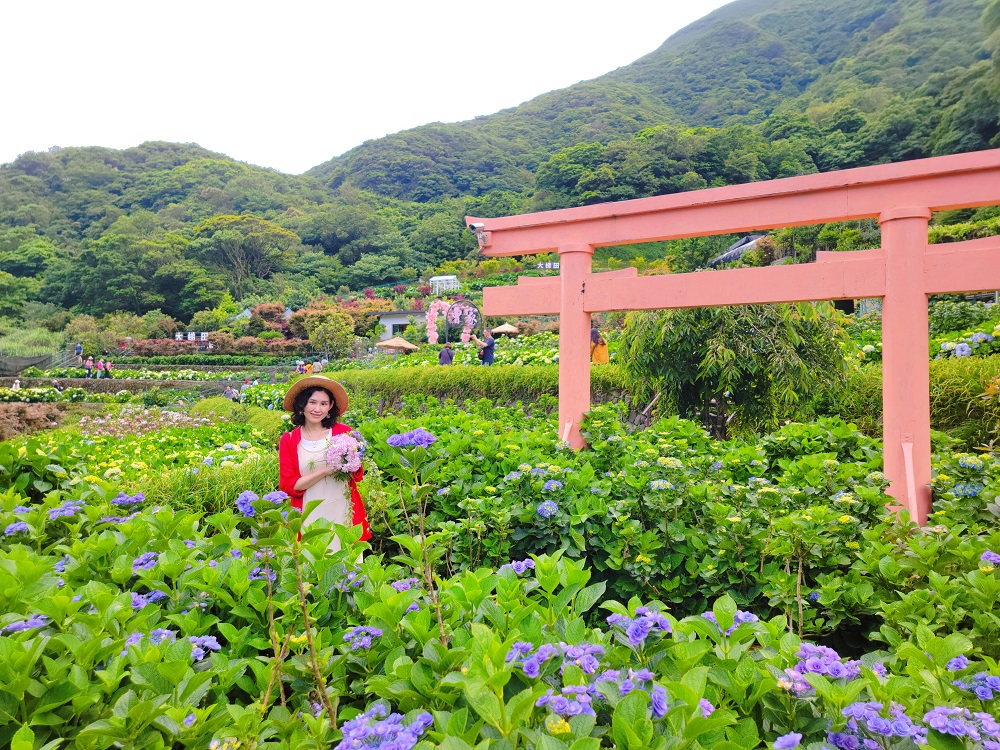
<box><xmin>370</xmin><ymin>310</ymin><xmax>423</xmax><ymax>341</ymax></box>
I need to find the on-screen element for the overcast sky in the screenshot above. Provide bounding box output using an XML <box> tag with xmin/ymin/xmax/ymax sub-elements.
<box><xmin>2</xmin><ymin>0</ymin><xmax>733</xmax><ymax>174</ymax></box>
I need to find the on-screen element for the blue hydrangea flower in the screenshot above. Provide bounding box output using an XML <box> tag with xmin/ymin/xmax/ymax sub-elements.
<box><xmin>189</xmin><ymin>635</ymin><xmax>221</xmax><ymax>661</ymax></box>
<box><xmin>542</xmin><ymin>479</ymin><xmax>563</xmax><ymax>491</ymax></box>
<box><xmin>536</xmin><ymin>500</ymin><xmax>559</xmax><ymax>518</ymax></box>
<box><xmin>263</xmin><ymin>490</ymin><xmax>288</xmax><ymax>504</ymax></box>
<box><xmin>649</xmin><ymin>479</ymin><xmax>674</xmax><ymax>491</ymax></box>
<box><xmin>344</xmin><ymin>626</ymin><xmax>382</xmax><ymax>650</ymax></box>
<box><xmin>955</xmin><ymin>343</ymin><xmax>973</xmax><ymax>357</ymax></box>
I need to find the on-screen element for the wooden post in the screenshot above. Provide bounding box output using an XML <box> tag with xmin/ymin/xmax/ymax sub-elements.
<box><xmin>879</xmin><ymin>207</ymin><xmax>932</xmax><ymax>526</ymax></box>
<box><xmin>557</xmin><ymin>244</ymin><xmax>593</xmax><ymax>448</ymax></box>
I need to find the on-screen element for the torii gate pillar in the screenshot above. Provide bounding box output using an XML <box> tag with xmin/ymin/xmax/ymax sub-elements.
<box><xmin>557</xmin><ymin>244</ymin><xmax>594</xmax><ymax>448</ymax></box>
<box><xmin>880</xmin><ymin>208</ymin><xmax>932</xmax><ymax>526</ymax></box>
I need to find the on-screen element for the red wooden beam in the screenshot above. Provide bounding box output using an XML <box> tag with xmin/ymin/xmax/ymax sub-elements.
<box><xmin>468</xmin><ymin>149</ymin><xmax>1000</xmax><ymax>256</ymax></box>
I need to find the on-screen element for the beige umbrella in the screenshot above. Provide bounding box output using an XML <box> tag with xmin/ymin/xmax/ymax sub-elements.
<box><xmin>492</xmin><ymin>323</ymin><xmax>520</xmax><ymax>336</ymax></box>
<box><xmin>375</xmin><ymin>336</ymin><xmax>419</xmax><ymax>351</ymax></box>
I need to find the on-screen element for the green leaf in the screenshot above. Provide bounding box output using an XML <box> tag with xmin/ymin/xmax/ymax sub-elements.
<box><xmin>574</xmin><ymin>582</ymin><xmax>606</xmax><ymax>614</ymax></box>
<box><xmin>612</xmin><ymin>691</ymin><xmax>648</xmax><ymax>750</ymax></box>
<box><xmin>464</xmin><ymin>679</ymin><xmax>503</xmax><ymax>729</ymax></box>
<box><xmin>11</xmin><ymin>724</ymin><xmax>34</xmax><ymax>750</ymax></box>
<box><xmin>926</xmin><ymin>730</ymin><xmax>969</xmax><ymax>750</ymax></box>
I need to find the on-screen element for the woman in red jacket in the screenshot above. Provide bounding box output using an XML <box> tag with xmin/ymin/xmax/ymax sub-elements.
<box><xmin>278</xmin><ymin>375</ymin><xmax>370</xmax><ymax>552</ymax></box>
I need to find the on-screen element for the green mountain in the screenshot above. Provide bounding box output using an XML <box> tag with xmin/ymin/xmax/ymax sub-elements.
<box><xmin>308</xmin><ymin>0</ymin><xmax>996</xmax><ymax>202</ymax></box>
<box><xmin>0</xmin><ymin>0</ymin><xmax>997</xmax><ymax>324</ymax></box>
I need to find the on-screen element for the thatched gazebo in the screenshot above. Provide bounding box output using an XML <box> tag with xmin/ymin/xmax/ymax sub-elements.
<box><xmin>375</xmin><ymin>336</ymin><xmax>419</xmax><ymax>352</ymax></box>
<box><xmin>491</xmin><ymin>323</ymin><xmax>520</xmax><ymax>337</ymax></box>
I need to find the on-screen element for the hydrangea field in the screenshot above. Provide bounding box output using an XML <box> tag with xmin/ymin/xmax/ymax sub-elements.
<box><xmin>1</xmin><ymin>393</ymin><xmax>999</xmax><ymax>749</ymax></box>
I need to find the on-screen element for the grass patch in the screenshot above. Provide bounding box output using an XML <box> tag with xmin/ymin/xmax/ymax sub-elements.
<box><xmin>124</xmin><ymin>453</ymin><xmax>279</xmax><ymax>514</ymax></box>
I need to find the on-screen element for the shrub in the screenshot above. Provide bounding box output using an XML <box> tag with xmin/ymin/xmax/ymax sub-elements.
<box><xmin>809</xmin><ymin>357</ymin><xmax>1000</xmax><ymax>446</ymax></box>
<box><xmin>0</xmin><ymin>402</ymin><xmax>65</xmax><ymax>441</ymax></box>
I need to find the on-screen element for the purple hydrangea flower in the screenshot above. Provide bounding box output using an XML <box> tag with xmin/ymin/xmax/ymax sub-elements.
<box><xmin>334</xmin><ymin>568</ymin><xmax>365</xmax><ymax>592</ymax></box>
<box><xmin>952</xmin><ymin>672</ymin><xmax>1000</xmax><ymax>700</ymax></box>
<box><xmin>263</xmin><ymin>490</ymin><xmax>288</xmax><ymax>504</ymax></box>
<box><xmin>391</xmin><ymin>577</ymin><xmax>420</xmax><ymax>592</ymax></box>
<box><xmin>4</xmin><ymin>521</ymin><xmax>28</xmax><ymax>536</ymax></box>
<box><xmin>948</xmin><ymin>654</ymin><xmax>970</xmax><ymax>671</ymax></box>
<box><xmin>13</xmin><ymin>506</ymin><xmax>30</xmax><ymax>514</ymax></box>
<box><xmin>132</xmin><ymin>552</ymin><xmax>158</xmax><ymax>574</ymax></box>
<box><xmin>248</xmin><ymin>566</ymin><xmax>276</xmax><ymax>583</ymax></box>
<box><xmin>773</xmin><ymin>733</ymin><xmax>802</xmax><ymax>749</ymax></box>
<box><xmin>651</xmin><ymin>685</ymin><xmax>669</xmax><ymax>718</ymax></box>
<box><xmin>982</xmin><ymin>551</ymin><xmax>1000</xmax><ymax>565</ymax></box>
<box><xmin>150</xmin><ymin>628</ymin><xmax>176</xmax><ymax>645</ymax></box>
<box><xmin>183</xmin><ymin>713</ymin><xmax>196</xmax><ymax>728</ymax></box>
<box><xmin>47</xmin><ymin>500</ymin><xmax>84</xmax><ymax>520</ymax></box>
<box><xmin>701</xmin><ymin>609</ymin><xmax>759</xmax><ymax>636</ymax></box>
<box><xmin>542</xmin><ymin>480</ymin><xmax>563</xmax><ymax>491</ymax></box>
<box><xmin>236</xmin><ymin>490</ymin><xmax>258</xmax><ymax>517</ymax></box>
<box><xmin>111</xmin><ymin>492</ymin><xmax>144</xmax><ymax>506</ymax></box>
<box><xmin>607</xmin><ymin>609</ymin><xmax>671</xmax><ymax>648</ymax></box>
<box><xmin>499</xmin><ymin>558</ymin><xmax>535</xmax><ymax>575</ymax></box>
<box><xmin>334</xmin><ymin>707</ymin><xmax>432</xmax><ymax>750</ymax></box>
<box><xmin>387</xmin><ymin>428</ymin><xmax>437</xmax><ymax>448</ymax></box>
<box><xmin>3</xmin><ymin>614</ymin><xmax>49</xmax><ymax>633</ymax></box>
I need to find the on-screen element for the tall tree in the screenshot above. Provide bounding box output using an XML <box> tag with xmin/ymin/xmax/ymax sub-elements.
<box><xmin>621</xmin><ymin>302</ymin><xmax>847</xmax><ymax>435</ymax></box>
<box><xmin>191</xmin><ymin>215</ymin><xmax>300</xmax><ymax>299</ymax></box>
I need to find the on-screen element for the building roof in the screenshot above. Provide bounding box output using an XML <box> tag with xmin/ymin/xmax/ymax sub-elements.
<box><xmin>708</xmin><ymin>235</ymin><xmax>765</xmax><ymax>268</ymax></box>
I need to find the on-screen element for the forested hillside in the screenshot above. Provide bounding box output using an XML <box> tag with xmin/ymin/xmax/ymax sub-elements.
<box><xmin>0</xmin><ymin>0</ymin><xmax>998</xmax><ymax>327</ymax></box>
<box><xmin>310</xmin><ymin>0</ymin><xmax>999</xmax><ymax>201</ymax></box>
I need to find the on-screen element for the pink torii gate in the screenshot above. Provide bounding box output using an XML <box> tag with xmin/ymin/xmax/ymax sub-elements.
<box><xmin>467</xmin><ymin>149</ymin><xmax>1000</xmax><ymax>526</ymax></box>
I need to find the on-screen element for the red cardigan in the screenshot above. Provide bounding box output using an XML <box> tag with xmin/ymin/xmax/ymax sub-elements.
<box><xmin>278</xmin><ymin>424</ymin><xmax>371</xmax><ymax>541</ymax></box>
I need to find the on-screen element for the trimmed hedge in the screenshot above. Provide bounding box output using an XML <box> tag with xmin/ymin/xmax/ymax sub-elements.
<box><xmin>328</xmin><ymin>360</ymin><xmax>998</xmax><ymax>446</ymax></box>
<box><xmin>813</xmin><ymin>357</ymin><xmax>1000</xmax><ymax>446</ymax></box>
<box><xmin>329</xmin><ymin>363</ymin><xmax>628</xmax><ymax>406</ymax></box>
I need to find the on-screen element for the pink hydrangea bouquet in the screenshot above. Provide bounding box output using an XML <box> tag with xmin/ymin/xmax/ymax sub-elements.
<box><xmin>326</xmin><ymin>432</ymin><xmax>364</xmax><ymax>475</ymax></box>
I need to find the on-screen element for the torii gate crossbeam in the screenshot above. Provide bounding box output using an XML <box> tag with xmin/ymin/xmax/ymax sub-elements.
<box><xmin>468</xmin><ymin>149</ymin><xmax>1000</xmax><ymax>526</ymax></box>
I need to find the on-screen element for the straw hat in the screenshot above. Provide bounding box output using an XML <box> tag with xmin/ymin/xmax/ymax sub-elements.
<box><xmin>282</xmin><ymin>375</ymin><xmax>349</xmax><ymax>414</ymax></box>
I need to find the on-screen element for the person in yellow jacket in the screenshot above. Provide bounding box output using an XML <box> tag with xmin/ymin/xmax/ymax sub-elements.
<box><xmin>590</xmin><ymin>328</ymin><xmax>609</xmax><ymax>364</ymax></box>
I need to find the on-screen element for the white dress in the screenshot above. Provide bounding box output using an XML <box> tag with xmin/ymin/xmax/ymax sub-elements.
<box><xmin>298</xmin><ymin>429</ymin><xmax>351</xmax><ymax>553</ymax></box>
